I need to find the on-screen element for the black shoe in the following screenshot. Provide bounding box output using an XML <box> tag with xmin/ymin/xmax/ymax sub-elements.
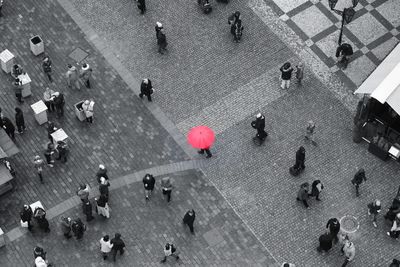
<box><xmin>316</xmin><ymin>198</ymin><xmax>321</xmax><ymax>201</ymax></box>
<box><xmin>206</xmin><ymin>155</ymin><xmax>212</xmax><ymax>158</ymax></box>
<box><xmin>198</xmin><ymin>150</ymin><xmax>204</xmax><ymax>154</ymax></box>
<box><xmin>160</xmin><ymin>259</ymin><xmax>166</xmax><ymax>263</ymax></box>
<box><xmin>176</xmin><ymin>256</ymin><xmax>179</xmax><ymax>261</ymax></box>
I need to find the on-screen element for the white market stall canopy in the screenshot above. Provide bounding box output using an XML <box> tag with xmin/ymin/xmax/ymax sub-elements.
<box><xmin>354</xmin><ymin>42</ymin><xmax>400</xmax><ymax>115</ymax></box>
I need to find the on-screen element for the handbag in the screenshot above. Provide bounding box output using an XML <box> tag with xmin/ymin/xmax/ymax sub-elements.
<box><xmin>20</xmin><ymin>220</ymin><xmax>28</xmax><ymax>228</ymax></box>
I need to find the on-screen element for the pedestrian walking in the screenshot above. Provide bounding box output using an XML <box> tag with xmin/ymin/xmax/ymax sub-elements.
<box><xmin>309</xmin><ymin>180</ymin><xmax>324</xmax><ymax>201</ymax></box>
<box><xmin>15</xmin><ymin>107</ymin><xmax>26</xmax><ymax>134</ymax></box>
<box><xmin>387</xmin><ymin>213</ymin><xmax>400</xmax><ymax>239</ymax></box>
<box><xmin>232</xmin><ymin>19</ymin><xmax>244</xmax><ymax>43</ymax></box>
<box><xmin>0</xmin><ymin>0</ymin><xmax>3</xmax><ymax>17</ymax></box>
<box><xmin>228</xmin><ymin>11</ymin><xmax>241</xmax><ymax>35</ymax></box>
<box><xmin>66</xmin><ymin>64</ymin><xmax>80</xmax><ymax>90</ymax></box>
<box><xmin>60</xmin><ymin>216</ymin><xmax>72</xmax><ymax>239</ymax></box>
<box><xmin>295</xmin><ymin>62</ymin><xmax>304</xmax><ymax>84</ymax></box>
<box><xmin>296</xmin><ymin>182</ymin><xmax>310</xmax><ymax>209</ymax></box>
<box><xmin>13</xmin><ymin>78</ymin><xmax>24</xmax><ymax>103</ymax></box>
<box><xmin>137</xmin><ymin>0</ymin><xmax>146</xmax><ymax>14</ymax></box>
<box><xmin>304</xmin><ymin>120</ymin><xmax>316</xmax><ymax>145</ymax></box>
<box><xmin>326</xmin><ymin>218</ymin><xmax>341</xmax><ymax>244</ymax></box>
<box><xmin>341</xmin><ymin>239</ymin><xmax>355</xmax><ymax>267</ymax></box>
<box><xmin>198</xmin><ymin>146</ymin><xmax>212</xmax><ymax>158</ymax></box>
<box><xmin>155</xmin><ymin>23</ymin><xmax>168</xmax><ymax>54</ymax></box>
<box><xmin>77</xmin><ymin>184</ymin><xmax>90</xmax><ymax>203</ymax></box>
<box><xmin>367</xmin><ymin>199</ymin><xmax>381</xmax><ymax>228</ymax></box>
<box><xmin>160</xmin><ymin>243</ymin><xmax>179</xmax><ymax>263</ymax></box>
<box><xmin>2</xmin><ymin>117</ymin><xmax>16</xmax><ymax>140</ymax></box>
<box><xmin>139</xmin><ymin>78</ymin><xmax>154</xmax><ymax>102</ymax></box>
<box><xmin>33</xmin><ymin>206</ymin><xmax>50</xmax><ymax>233</ymax></box>
<box><xmin>100</xmin><ymin>235</ymin><xmax>113</xmax><ymax>260</ymax></box>
<box><xmin>351</xmin><ymin>168</ymin><xmax>366</xmax><ymax>197</ymax></box>
<box><xmin>182</xmin><ymin>209</ymin><xmax>196</xmax><ymax>234</ymax></box>
<box><xmin>83</xmin><ymin>199</ymin><xmax>94</xmax><ymax>222</ymax></box>
<box><xmin>71</xmin><ymin>218</ymin><xmax>86</xmax><ymax>240</ymax></box>
<box><xmin>96</xmin><ymin>164</ymin><xmax>109</xmax><ymax>183</ymax></box>
<box><xmin>142</xmin><ymin>173</ymin><xmax>155</xmax><ymax>200</ymax></box>
<box><xmin>56</xmin><ymin>140</ymin><xmax>68</xmax><ymax>163</ymax></box>
<box><xmin>317</xmin><ymin>232</ymin><xmax>333</xmax><ymax>253</ymax></box>
<box><xmin>290</xmin><ymin>146</ymin><xmax>305</xmax><ymax>176</ymax></box>
<box><xmin>95</xmin><ymin>194</ymin><xmax>110</xmax><ymax>218</ymax></box>
<box><xmin>33</xmin><ymin>155</ymin><xmax>45</xmax><ymax>183</ymax></box>
<box><xmin>99</xmin><ymin>177</ymin><xmax>110</xmax><ymax>201</ymax></box>
<box><xmin>47</xmin><ymin>122</ymin><xmax>57</xmax><ymax>143</ymax></box>
<box><xmin>20</xmin><ymin>205</ymin><xmax>33</xmax><ymax>232</ymax></box>
<box><xmin>336</xmin><ymin>43</ymin><xmax>353</xmax><ymax>70</ymax></box>
<box><xmin>390</xmin><ymin>259</ymin><xmax>400</xmax><ymax>267</ymax></box>
<box><xmin>43</xmin><ymin>87</ymin><xmax>55</xmax><ymax>112</ymax></box>
<box><xmin>52</xmin><ymin>92</ymin><xmax>65</xmax><ymax>117</ymax></box>
<box><xmin>34</xmin><ymin>246</ymin><xmax>46</xmax><ymax>259</ymax></box>
<box><xmin>161</xmin><ymin>176</ymin><xmax>173</xmax><ymax>202</ymax></box>
<box><xmin>81</xmin><ymin>99</ymin><xmax>95</xmax><ymax>123</ymax></box>
<box><xmin>79</xmin><ymin>63</ymin><xmax>92</xmax><ymax>88</ymax></box>
<box><xmin>111</xmin><ymin>233</ymin><xmax>126</xmax><ymax>262</ymax></box>
<box><xmin>44</xmin><ymin>143</ymin><xmax>55</xmax><ymax>167</ymax></box>
<box><xmin>279</xmin><ymin>62</ymin><xmax>294</xmax><ymax>89</ymax></box>
<box><xmin>251</xmin><ymin>113</ymin><xmax>268</xmax><ymax>145</ymax></box>
<box><xmin>42</xmin><ymin>56</ymin><xmax>53</xmax><ymax>82</ymax></box>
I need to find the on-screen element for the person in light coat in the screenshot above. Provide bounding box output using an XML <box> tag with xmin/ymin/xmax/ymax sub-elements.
<box><xmin>43</xmin><ymin>87</ymin><xmax>55</xmax><ymax>112</ymax></box>
<box><xmin>80</xmin><ymin>63</ymin><xmax>92</xmax><ymax>88</ymax></box>
<box><xmin>66</xmin><ymin>64</ymin><xmax>80</xmax><ymax>90</ymax></box>
<box><xmin>82</xmin><ymin>99</ymin><xmax>95</xmax><ymax>123</ymax></box>
<box><xmin>100</xmin><ymin>235</ymin><xmax>113</xmax><ymax>260</ymax></box>
<box><xmin>95</xmin><ymin>194</ymin><xmax>110</xmax><ymax>218</ymax></box>
<box><xmin>341</xmin><ymin>239</ymin><xmax>355</xmax><ymax>267</ymax></box>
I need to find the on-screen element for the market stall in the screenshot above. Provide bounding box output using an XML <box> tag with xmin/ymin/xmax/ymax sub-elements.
<box><xmin>353</xmin><ymin>42</ymin><xmax>400</xmax><ymax>161</ymax></box>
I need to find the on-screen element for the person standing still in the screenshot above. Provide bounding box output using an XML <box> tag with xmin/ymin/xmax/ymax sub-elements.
<box><xmin>77</xmin><ymin>184</ymin><xmax>90</xmax><ymax>203</ymax></box>
<box><xmin>100</xmin><ymin>235</ymin><xmax>113</xmax><ymax>260</ymax></box>
<box><xmin>293</xmin><ymin>146</ymin><xmax>306</xmax><ymax>171</ymax></box>
<box><xmin>161</xmin><ymin>177</ymin><xmax>173</xmax><ymax>202</ymax></box>
<box><xmin>367</xmin><ymin>200</ymin><xmax>381</xmax><ymax>228</ymax></box>
<box><xmin>110</xmin><ymin>233</ymin><xmax>126</xmax><ymax>262</ymax></box>
<box><xmin>182</xmin><ymin>209</ymin><xmax>196</xmax><ymax>234</ymax></box>
<box><xmin>15</xmin><ymin>107</ymin><xmax>26</xmax><ymax>134</ymax></box>
<box><xmin>2</xmin><ymin>117</ymin><xmax>16</xmax><ymax>140</ymax></box>
<box><xmin>198</xmin><ymin>147</ymin><xmax>212</xmax><ymax>158</ymax></box>
<box><xmin>42</xmin><ymin>56</ymin><xmax>53</xmax><ymax>82</ymax></box>
<box><xmin>295</xmin><ymin>63</ymin><xmax>304</xmax><ymax>84</ymax></box>
<box><xmin>71</xmin><ymin>218</ymin><xmax>85</xmax><ymax>240</ymax></box>
<box><xmin>160</xmin><ymin>243</ymin><xmax>179</xmax><ymax>263</ymax></box>
<box><xmin>82</xmin><ymin>99</ymin><xmax>95</xmax><ymax>123</ymax></box>
<box><xmin>20</xmin><ymin>205</ymin><xmax>33</xmax><ymax>232</ymax></box>
<box><xmin>13</xmin><ymin>78</ymin><xmax>24</xmax><ymax>103</ymax></box>
<box><xmin>33</xmin><ymin>155</ymin><xmax>45</xmax><ymax>183</ymax></box>
<box><xmin>44</xmin><ymin>143</ymin><xmax>55</xmax><ymax>167</ymax></box>
<box><xmin>137</xmin><ymin>0</ymin><xmax>146</xmax><ymax>14</ymax></box>
<box><xmin>66</xmin><ymin>64</ymin><xmax>80</xmax><ymax>90</ymax></box>
<box><xmin>43</xmin><ymin>87</ymin><xmax>55</xmax><ymax>112</ymax></box>
<box><xmin>309</xmin><ymin>180</ymin><xmax>323</xmax><ymax>201</ymax></box>
<box><xmin>60</xmin><ymin>216</ymin><xmax>72</xmax><ymax>239</ymax></box>
<box><xmin>96</xmin><ymin>164</ymin><xmax>109</xmax><ymax>183</ymax></box>
<box><xmin>139</xmin><ymin>78</ymin><xmax>153</xmax><ymax>102</ymax></box>
<box><xmin>341</xmin><ymin>239</ymin><xmax>355</xmax><ymax>267</ymax></box>
<box><xmin>326</xmin><ymin>218</ymin><xmax>341</xmax><ymax>244</ymax></box>
<box><xmin>279</xmin><ymin>62</ymin><xmax>293</xmax><ymax>89</ymax></box>
<box><xmin>142</xmin><ymin>173</ymin><xmax>155</xmax><ymax>200</ymax></box>
<box><xmin>351</xmin><ymin>168</ymin><xmax>366</xmax><ymax>197</ymax></box>
<box><xmin>0</xmin><ymin>0</ymin><xmax>3</xmax><ymax>17</ymax></box>
<box><xmin>52</xmin><ymin>92</ymin><xmax>65</xmax><ymax>118</ymax></box>
<box><xmin>296</xmin><ymin>182</ymin><xmax>310</xmax><ymax>209</ymax></box>
<box><xmin>79</xmin><ymin>63</ymin><xmax>92</xmax><ymax>88</ymax></box>
<box><xmin>83</xmin><ymin>199</ymin><xmax>94</xmax><ymax>222</ymax></box>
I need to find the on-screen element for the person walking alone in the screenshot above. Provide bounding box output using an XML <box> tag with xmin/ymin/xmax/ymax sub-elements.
<box><xmin>83</xmin><ymin>199</ymin><xmax>94</xmax><ymax>222</ymax></box>
<box><xmin>198</xmin><ymin>147</ymin><xmax>212</xmax><ymax>158</ymax></box>
<box><xmin>155</xmin><ymin>23</ymin><xmax>168</xmax><ymax>54</ymax></box>
<box><xmin>142</xmin><ymin>173</ymin><xmax>155</xmax><ymax>200</ymax></box>
<box><xmin>79</xmin><ymin>63</ymin><xmax>92</xmax><ymax>88</ymax></box>
<box><xmin>42</xmin><ymin>55</ymin><xmax>53</xmax><ymax>82</ymax></box>
<box><xmin>161</xmin><ymin>176</ymin><xmax>173</xmax><ymax>202</ymax></box>
<box><xmin>111</xmin><ymin>233</ymin><xmax>126</xmax><ymax>262</ymax></box>
<box><xmin>317</xmin><ymin>232</ymin><xmax>333</xmax><ymax>253</ymax></box>
<box><xmin>33</xmin><ymin>155</ymin><xmax>45</xmax><ymax>183</ymax></box>
<box><xmin>13</xmin><ymin>78</ymin><xmax>24</xmax><ymax>103</ymax></box>
<box><xmin>160</xmin><ymin>243</ymin><xmax>179</xmax><ymax>263</ymax></box>
<box><xmin>367</xmin><ymin>199</ymin><xmax>381</xmax><ymax>228</ymax></box>
<box><xmin>20</xmin><ymin>205</ymin><xmax>33</xmax><ymax>232</ymax></box>
<box><xmin>139</xmin><ymin>79</ymin><xmax>154</xmax><ymax>102</ymax></box>
<box><xmin>351</xmin><ymin>168</ymin><xmax>366</xmax><ymax>197</ymax></box>
<box><xmin>2</xmin><ymin>117</ymin><xmax>16</xmax><ymax>140</ymax></box>
<box><xmin>295</xmin><ymin>62</ymin><xmax>304</xmax><ymax>84</ymax></box>
<box><xmin>341</xmin><ymin>238</ymin><xmax>355</xmax><ymax>267</ymax></box>
<box><xmin>304</xmin><ymin>120</ymin><xmax>316</xmax><ymax>145</ymax></box>
<box><xmin>296</xmin><ymin>182</ymin><xmax>310</xmax><ymax>209</ymax></box>
<box><xmin>251</xmin><ymin>113</ymin><xmax>268</xmax><ymax>145</ymax></box>
<box><xmin>309</xmin><ymin>180</ymin><xmax>324</xmax><ymax>201</ymax></box>
<box><xmin>182</xmin><ymin>209</ymin><xmax>196</xmax><ymax>234</ymax></box>
<box><xmin>279</xmin><ymin>62</ymin><xmax>294</xmax><ymax>89</ymax></box>
<box><xmin>60</xmin><ymin>216</ymin><xmax>72</xmax><ymax>239</ymax></box>
<box><xmin>100</xmin><ymin>235</ymin><xmax>113</xmax><ymax>260</ymax></box>
<box><xmin>326</xmin><ymin>218</ymin><xmax>341</xmax><ymax>244</ymax></box>
<box><xmin>15</xmin><ymin>107</ymin><xmax>26</xmax><ymax>134</ymax></box>
<box><xmin>290</xmin><ymin>146</ymin><xmax>305</xmax><ymax>176</ymax></box>
<box><xmin>336</xmin><ymin>43</ymin><xmax>353</xmax><ymax>70</ymax></box>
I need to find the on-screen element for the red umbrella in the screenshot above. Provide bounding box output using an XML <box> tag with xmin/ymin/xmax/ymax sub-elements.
<box><xmin>187</xmin><ymin>126</ymin><xmax>215</xmax><ymax>149</ymax></box>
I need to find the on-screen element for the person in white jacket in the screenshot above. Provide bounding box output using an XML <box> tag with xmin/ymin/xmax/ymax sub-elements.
<box><xmin>100</xmin><ymin>235</ymin><xmax>113</xmax><ymax>260</ymax></box>
<box><xmin>81</xmin><ymin>99</ymin><xmax>95</xmax><ymax>123</ymax></box>
<box><xmin>341</xmin><ymin>239</ymin><xmax>355</xmax><ymax>267</ymax></box>
<box><xmin>34</xmin><ymin>256</ymin><xmax>48</xmax><ymax>267</ymax></box>
<box><xmin>387</xmin><ymin>213</ymin><xmax>400</xmax><ymax>239</ymax></box>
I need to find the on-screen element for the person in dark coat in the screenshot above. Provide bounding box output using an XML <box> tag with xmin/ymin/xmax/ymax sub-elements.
<box><xmin>47</xmin><ymin>121</ymin><xmax>57</xmax><ymax>143</ymax></box>
<box><xmin>183</xmin><ymin>209</ymin><xmax>196</xmax><ymax>234</ymax></box>
<box><xmin>351</xmin><ymin>168</ymin><xmax>366</xmax><ymax>197</ymax></box>
<box><xmin>44</xmin><ymin>143</ymin><xmax>55</xmax><ymax>167</ymax></box>
<box><xmin>317</xmin><ymin>233</ymin><xmax>333</xmax><ymax>253</ymax></box>
<box><xmin>96</xmin><ymin>164</ymin><xmax>109</xmax><ymax>183</ymax></box>
<box><xmin>335</xmin><ymin>43</ymin><xmax>353</xmax><ymax>70</ymax></box>
<box><xmin>233</xmin><ymin>19</ymin><xmax>243</xmax><ymax>43</ymax></box>
<box><xmin>309</xmin><ymin>180</ymin><xmax>324</xmax><ymax>201</ymax></box>
<box><xmin>2</xmin><ymin>117</ymin><xmax>15</xmax><ymax>140</ymax></box>
<box><xmin>251</xmin><ymin>113</ymin><xmax>268</xmax><ymax>144</ymax></box>
<box><xmin>71</xmin><ymin>218</ymin><xmax>85</xmax><ymax>240</ymax></box>
<box><xmin>53</xmin><ymin>92</ymin><xmax>65</xmax><ymax>117</ymax></box>
<box><xmin>20</xmin><ymin>205</ymin><xmax>33</xmax><ymax>232</ymax></box>
<box><xmin>13</xmin><ymin>78</ymin><xmax>24</xmax><ymax>103</ymax></box>
<box><xmin>326</xmin><ymin>218</ymin><xmax>341</xmax><ymax>244</ymax></box>
<box><xmin>385</xmin><ymin>198</ymin><xmax>400</xmax><ymax>222</ymax></box>
<box><xmin>155</xmin><ymin>24</ymin><xmax>167</xmax><ymax>54</ymax></box>
<box><xmin>293</xmin><ymin>146</ymin><xmax>305</xmax><ymax>171</ymax></box>
<box><xmin>83</xmin><ymin>199</ymin><xmax>94</xmax><ymax>222</ymax></box>
<box><xmin>14</xmin><ymin>107</ymin><xmax>26</xmax><ymax>134</ymax></box>
<box><xmin>142</xmin><ymin>173</ymin><xmax>155</xmax><ymax>200</ymax></box>
<box><xmin>111</xmin><ymin>233</ymin><xmax>126</xmax><ymax>262</ymax></box>
<box><xmin>280</xmin><ymin>62</ymin><xmax>294</xmax><ymax>89</ymax></box>
<box><xmin>296</xmin><ymin>182</ymin><xmax>310</xmax><ymax>209</ymax></box>
<box><xmin>137</xmin><ymin>0</ymin><xmax>146</xmax><ymax>14</ymax></box>
<box><xmin>99</xmin><ymin>177</ymin><xmax>110</xmax><ymax>201</ymax></box>
<box><xmin>60</xmin><ymin>216</ymin><xmax>72</xmax><ymax>238</ymax></box>
<box><xmin>390</xmin><ymin>259</ymin><xmax>400</xmax><ymax>267</ymax></box>
<box><xmin>42</xmin><ymin>55</ymin><xmax>53</xmax><ymax>82</ymax></box>
<box><xmin>56</xmin><ymin>140</ymin><xmax>68</xmax><ymax>163</ymax></box>
<box><xmin>34</xmin><ymin>206</ymin><xmax>50</xmax><ymax>233</ymax></box>
<box><xmin>139</xmin><ymin>79</ymin><xmax>153</xmax><ymax>102</ymax></box>
<box><xmin>228</xmin><ymin>11</ymin><xmax>241</xmax><ymax>35</ymax></box>
<box><xmin>367</xmin><ymin>199</ymin><xmax>381</xmax><ymax>228</ymax></box>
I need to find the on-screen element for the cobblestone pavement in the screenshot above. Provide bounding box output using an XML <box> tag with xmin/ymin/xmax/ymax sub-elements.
<box><xmin>0</xmin><ymin>170</ymin><xmax>274</xmax><ymax>267</ymax></box>
<box><xmin>0</xmin><ymin>0</ymin><xmax>188</xmax><ymax>232</ymax></box>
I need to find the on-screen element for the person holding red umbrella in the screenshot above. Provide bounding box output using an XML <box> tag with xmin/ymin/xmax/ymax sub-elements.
<box><xmin>188</xmin><ymin>126</ymin><xmax>215</xmax><ymax>158</ymax></box>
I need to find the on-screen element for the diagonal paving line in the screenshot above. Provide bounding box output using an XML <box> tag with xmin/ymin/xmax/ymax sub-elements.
<box><xmin>6</xmin><ymin>159</ymin><xmax>205</xmax><ymax>243</ymax></box>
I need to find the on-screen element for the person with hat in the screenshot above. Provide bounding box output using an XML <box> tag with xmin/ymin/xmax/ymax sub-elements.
<box><xmin>351</xmin><ymin>168</ymin><xmax>366</xmax><ymax>197</ymax></box>
<box><xmin>15</xmin><ymin>107</ymin><xmax>26</xmax><ymax>134</ymax></box>
<box><xmin>81</xmin><ymin>99</ymin><xmax>95</xmax><ymax>123</ymax></box>
<box><xmin>161</xmin><ymin>176</ymin><xmax>173</xmax><ymax>202</ymax></box>
<box><xmin>155</xmin><ymin>22</ymin><xmax>168</xmax><ymax>54</ymax></box>
<box><xmin>80</xmin><ymin>63</ymin><xmax>93</xmax><ymax>88</ymax></box>
<box><xmin>20</xmin><ymin>204</ymin><xmax>33</xmax><ymax>232</ymax></box>
<box><xmin>13</xmin><ymin>78</ymin><xmax>23</xmax><ymax>103</ymax></box>
<box><xmin>42</xmin><ymin>55</ymin><xmax>53</xmax><ymax>82</ymax></box>
<box><xmin>96</xmin><ymin>164</ymin><xmax>109</xmax><ymax>183</ymax></box>
<box><xmin>33</xmin><ymin>155</ymin><xmax>45</xmax><ymax>183</ymax></box>
<box><xmin>280</xmin><ymin>62</ymin><xmax>294</xmax><ymax>89</ymax></box>
<box><xmin>367</xmin><ymin>199</ymin><xmax>381</xmax><ymax>228</ymax></box>
<box><xmin>60</xmin><ymin>216</ymin><xmax>72</xmax><ymax>239</ymax></box>
<box><xmin>139</xmin><ymin>78</ymin><xmax>153</xmax><ymax>102</ymax></box>
<box><xmin>136</xmin><ymin>0</ymin><xmax>146</xmax><ymax>14</ymax></box>
<box><xmin>43</xmin><ymin>87</ymin><xmax>55</xmax><ymax>112</ymax></box>
<box><xmin>251</xmin><ymin>113</ymin><xmax>268</xmax><ymax>145</ymax></box>
<box><xmin>142</xmin><ymin>173</ymin><xmax>155</xmax><ymax>200</ymax></box>
<box><xmin>52</xmin><ymin>92</ymin><xmax>65</xmax><ymax>117</ymax></box>
<box><xmin>66</xmin><ymin>64</ymin><xmax>80</xmax><ymax>90</ymax></box>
